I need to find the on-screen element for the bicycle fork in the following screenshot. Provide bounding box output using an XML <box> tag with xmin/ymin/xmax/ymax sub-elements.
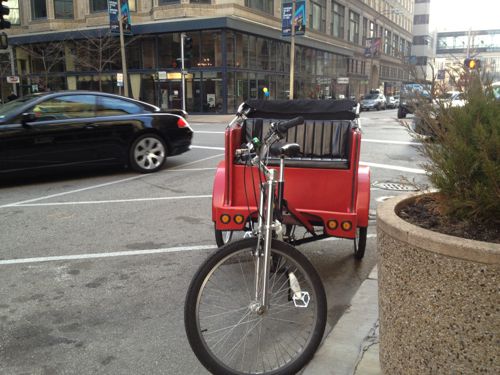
<box><xmin>253</xmin><ymin>169</ymin><xmax>277</xmax><ymax>314</ymax></box>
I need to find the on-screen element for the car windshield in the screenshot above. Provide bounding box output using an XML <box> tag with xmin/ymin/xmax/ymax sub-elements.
<box><xmin>439</xmin><ymin>92</ymin><xmax>458</xmax><ymax>100</ymax></box>
<box><xmin>0</xmin><ymin>95</ymin><xmax>38</xmax><ymax>119</ymax></box>
<box><xmin>364</xmin><ymin>94</ymin><xmax>378</xmax><ymax>100</ymax></box>
<box><xmin>401</xmin><ymin>83</ymin><xmax>431</xmax><ymax>98</ymax></box>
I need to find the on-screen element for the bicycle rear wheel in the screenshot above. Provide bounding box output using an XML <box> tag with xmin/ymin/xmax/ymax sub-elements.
<box><xmin>185</xmin><ymin>238</ymin><xmax>327</xmax><ymax>375</ymax></box>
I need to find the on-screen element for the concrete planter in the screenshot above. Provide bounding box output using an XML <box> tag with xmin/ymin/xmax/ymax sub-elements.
<box><xmin>377</xmin><ymin>194</ymin><xmax>500</xmax><ymax>374</ymax></box>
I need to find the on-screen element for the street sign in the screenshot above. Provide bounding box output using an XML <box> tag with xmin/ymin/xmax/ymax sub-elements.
<box><xmin>337</xmin><ymin>77</ymin><xmax>349</xmax><ymax>84</ymax></box>
<box><xmin>116</xmin><ymin>73</ymin><xmax>123</xmax><ymax>87</ymax></box>
<box><xmin>6</xmin><ymin>75</ymin><xmax>19</xmax><ymax>83</ymax></box>
<box><xmin>158</xmin><ymin>71</ymin><xmax>167</xmax><ymax>81</ymax></box>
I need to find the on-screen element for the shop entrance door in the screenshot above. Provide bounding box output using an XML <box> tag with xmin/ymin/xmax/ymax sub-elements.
<box><xmin>158</xmin><ymin>80</ymin><xmax>183</xmax><ymax>110</ymax></box>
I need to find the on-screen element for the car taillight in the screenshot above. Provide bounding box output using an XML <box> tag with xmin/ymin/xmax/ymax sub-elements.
<box><xmin>177</xmin><ymin>117</ymin><xmax>189</xmax><ymax>128</ymax></box>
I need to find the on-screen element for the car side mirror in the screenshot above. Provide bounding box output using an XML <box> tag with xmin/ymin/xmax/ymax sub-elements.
<box><xmin>21</xmin><ymin>112</ymin><xmax>36</xmax><ymax>126</ymax></box>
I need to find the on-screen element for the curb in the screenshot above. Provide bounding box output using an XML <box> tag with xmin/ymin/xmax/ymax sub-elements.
<box><xmin>303</xmin><ymin>266</ymin><xmax>380</xmax><ymax>375</ymax></box>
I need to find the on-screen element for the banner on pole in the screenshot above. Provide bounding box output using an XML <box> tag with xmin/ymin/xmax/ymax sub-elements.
<box><xmin>364</xmin><ymin>37</ymin><xmax>381</xmax><ymax>58</ymax></box>
<box><xmin>282</xmin><ymin>1</ymin><xmax>306</xmax><ymax>36</ymax></box>
<box><xmin>109</xmin><ymin>0</ymin><xmax>132</xmax><ymax>34</ymax></box>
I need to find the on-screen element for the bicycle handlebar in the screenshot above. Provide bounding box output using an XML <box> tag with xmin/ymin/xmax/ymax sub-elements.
<box><xmin>276</xmin><ymin>116</ymin><xmax>304</xmax><ymax>134</ymax></box>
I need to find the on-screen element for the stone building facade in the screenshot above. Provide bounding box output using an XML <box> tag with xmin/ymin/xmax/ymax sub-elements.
<box><xmin>3</xmin><ymin>0</ymin><xmax>414</xmax><ymax>112</ymax></box>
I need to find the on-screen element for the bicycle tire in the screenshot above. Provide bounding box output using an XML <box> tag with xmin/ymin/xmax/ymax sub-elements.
<box><xmin>354</xmin><ymin>227</ymin><xmax>367</xmax><ymax>260</ymax></box>
<box><xmin>185</xmin><ymin>238</ymin><xmax>327</xmax><ymax>375</ymax></box>
<box><xmin>214</xmin><ymin>221</ymin><xmax>256</xmax><ymax>248</ymax></box>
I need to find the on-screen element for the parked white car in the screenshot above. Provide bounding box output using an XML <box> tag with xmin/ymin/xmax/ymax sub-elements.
<box><xmin>361</xmin><ymin>93</ymin><xmax>386</xmax><ymax>111</ymax></box>
<box><xmin>436</xmin><ymin>91</ymin><xmax>466</xmax><ymax>107</ymax></box>
<box><xmin>386</xmin><ymin>96</ymin><xmax>397</xmax><ymax>109</ymax></box>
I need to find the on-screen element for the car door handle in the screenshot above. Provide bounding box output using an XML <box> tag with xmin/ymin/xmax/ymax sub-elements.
<box><xmin>85</xmin><ymin>125</ymin><xmax>97</xmax><ymax>130</ymax></box>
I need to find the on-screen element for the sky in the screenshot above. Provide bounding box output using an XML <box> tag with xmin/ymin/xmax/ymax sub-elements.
<box><xmin>430</xmin><ymin>0</ymin><xmax>499</xmax><ymax>31</ymax></box>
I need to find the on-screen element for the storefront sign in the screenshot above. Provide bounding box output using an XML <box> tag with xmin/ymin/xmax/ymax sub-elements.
<box><xmin>116</xmin><ymin>73</ymin><xmax>124</xmax><ymax>87</ymax></box>
<box><xmin>337</xmin><ymin>77</ymin><xmax>349</xmax><ymax>84</ymax></box>
<box><xmin>158</xmin><ymin>71</ymin><xmax>167</xmax><ymax>81</ymax></box>
<box><xmin>6</xmin><ymin>76</ymin><xmax>19</xmax><ymax>84</ymax></box>
<box><xmin>282</xmin><ymin>1</ymin><xmax>306</xmax><ymax>36</ymax></box>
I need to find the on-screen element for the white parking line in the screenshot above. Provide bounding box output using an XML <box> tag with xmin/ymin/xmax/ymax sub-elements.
<box><xmin>359</xmin><ymin>161</ymin><xmax>426</xmax><ymax>174</ymax></box>
<box><xmin>0</xmin><ymin>154</ymin><xmax>223</xmax><ymax>208</ymax></box>
<box><xmin>14</xmin><ymin>195</ymin><xmax>212</xmax><ymax>207</ymax></box>
<box><xmin>0</xmin><ymin>245</ymin><xmax>217</xmax><ymax>265</ymax></box>
<box><xmin>0</xmin><ymin>234</ymin><xmax>378</xmax><ymax>266</ymax></box>
<box><xmin>193</xmin><ymin>131</ymin><xmax>225</xmax><ymax>134</ymax></box>
<box><xmin>362</xmin><ymin>139</ymin><xmax>418</xmax><ymax>145</ymax></box>
<box><xmin>191</xmin><ymin>145</ymin><xmax>225</xmax><ymax>151</ymax></box>
<box><xmin>191</xmin><ymin>131</ymin><xmax>419</xmax><ymax>146</ymax></box>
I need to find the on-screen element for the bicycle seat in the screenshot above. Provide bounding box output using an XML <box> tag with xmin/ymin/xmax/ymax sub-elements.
<box><xmin>270</xmin><ymin>142</ymin><xmax>301</xmax><ymax>158</ymax></box>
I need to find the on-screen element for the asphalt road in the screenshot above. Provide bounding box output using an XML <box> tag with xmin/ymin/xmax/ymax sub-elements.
<box><xmin>0</xmin><ymin>109</ymin><xmax>426</xmax><ymax>375</ymax></box>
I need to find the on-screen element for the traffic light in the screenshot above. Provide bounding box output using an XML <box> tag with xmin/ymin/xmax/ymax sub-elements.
<box><xmin>184</xmin><ymin>36</ymin><xmax>193</xmax><ymax>59</ymax></box>
<box><xmin>183</xmin><ymin>35</ymin><xmax>193</xmax><ymax>68</ymax></box>
<box><xmin>464</xmin><ymin>58</ymin><xmax>480</xmax><ymax>70</ymax></box>
<box><xmin>0</xmin><ymin>0</ymin><xmax>10</xmax><ymax>30</ymax></box>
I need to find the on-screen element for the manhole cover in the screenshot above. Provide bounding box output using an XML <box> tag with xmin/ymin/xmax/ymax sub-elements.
<box><xmin>372</xmin><ymin>181</ymin><xmax>419</xmax><ymax>191</ymax></box>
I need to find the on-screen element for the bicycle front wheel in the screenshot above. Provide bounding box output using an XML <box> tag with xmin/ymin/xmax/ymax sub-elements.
<box><xmin>185</xmin><ymin>238</ymin><xmax>327</xmax><ymax>375</ymax></box>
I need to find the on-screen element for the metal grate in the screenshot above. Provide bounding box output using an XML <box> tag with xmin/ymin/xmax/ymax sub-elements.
<box><xmin>372</xmin><ymin>181</ymin><xmax>419</xmax><ymax>191</ymax></box>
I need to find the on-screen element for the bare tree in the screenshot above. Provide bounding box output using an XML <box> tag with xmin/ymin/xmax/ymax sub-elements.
<box><xmin>19</xmin><ymin>41</ymin><xmax>67</xmax><ymax>91</ymax></box>
<box><xmin>70</xmin><ymin>30</ymin><xmax>139</xmax><ymax>91</ymax></box>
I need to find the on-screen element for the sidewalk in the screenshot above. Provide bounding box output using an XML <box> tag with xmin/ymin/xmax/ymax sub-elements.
<box><xmin>303</xmin><ymin>266</ymin><xmax>381</xmax><ymax>375</ymax></box>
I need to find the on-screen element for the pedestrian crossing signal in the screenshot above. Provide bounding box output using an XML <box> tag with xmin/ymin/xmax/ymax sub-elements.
<box><xmin>464</xmin><ymin>58</ymin><xmax>480</xmax><ymax>70</ymax></box>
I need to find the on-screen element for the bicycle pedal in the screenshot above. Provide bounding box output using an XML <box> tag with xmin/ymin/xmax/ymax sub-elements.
<box><xmin>292</xmin><ymin>291</ymin><xmax>310</xmax><ymax>308</ymax></box>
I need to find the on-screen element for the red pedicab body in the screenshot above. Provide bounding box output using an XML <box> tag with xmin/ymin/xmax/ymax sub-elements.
<box><xmin>212</xmin><ymin>99</ymin><xmax>370</xmax><ymax>245</ymax></box>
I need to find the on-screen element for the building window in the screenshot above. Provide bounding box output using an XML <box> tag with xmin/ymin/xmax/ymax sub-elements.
<box><xmin>413</xmin><ymin>35</ymin><xmax>429</xmax><ymax>45</ymax></box>
<box><xmin>361</xmin><ymin>17</ymin><xmax>368</xmax><ymax>46</ymax></box>
<box><xmin>310</xmin><ymin>0</ymin><xmax>326</xmax><ymax>33</ymax></box>
<box><xmin>159</xmin><ymin>0</ymin><xmax>180</xmax><ymax>4</ymax></box>
<box><xmin>90</xmin><ymin>0</ymin><xmax>107</xmax><ymax>12</ymax></box>
<box><xmin>416</xmin><ymin>56</ymin><xmax>428</xmax><ymax>66</ymax></box>
<box><xmin>348</xmin><ymin>11</ymin><xmax>359</xmax><ymax>44</ymax></box>
<box><xmin>190</xmin><ymin>0</ymin><xmax>211</xmax><ymax>3</ymax></box>
<box><xmin>6</xmin><ymin>0</ymin><xmax>20</xmax><ymax>25</ymax></box>
<box><xmin>331</xmin><ymin>2</ymin><xmax>344</xmax><ymax>39</ymax></box>
<box><xmin>244</xmin><ymin>0</ymin><xmax>273</xmax><ymax>14</ymax></box>
<box><xmin>31</xmin><ymin>0</ymin><xmax>47</xmax><ymax>19</ymax></box>
<box><xmin>54</xmin><ymin>0</ymin><xmax>73</xmax><ymax>19</ymax></box>
<box><xmin>413</xmin><ymin>14</ymin><xmax>429</xmax><ymax>25</ymax></box>
<box><xmin>384</xmin><ymin>30</ymin><xmax>391</xmax><ymax>55</ymax></box>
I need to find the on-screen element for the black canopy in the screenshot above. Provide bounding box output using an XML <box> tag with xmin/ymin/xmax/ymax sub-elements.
<box><xmin>244</xmin><ymin>99</ymin><xmax>358</xmax><ymax>120</ymax></box>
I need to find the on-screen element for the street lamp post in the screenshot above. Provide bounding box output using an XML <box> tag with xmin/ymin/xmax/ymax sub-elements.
<box><xmin>117</xmin><ymin>1</ymin><xmax>129</xmax><ymax>97</ymax></box>
<box><xmin>181</xmin><ymin>32</ymin><xmax>186</xmax><ymax>111</ymax></box>
<box><xmin>289</xmin><ymin>0</ymin><xmax>296</xmax><ymax>99</ymax></box>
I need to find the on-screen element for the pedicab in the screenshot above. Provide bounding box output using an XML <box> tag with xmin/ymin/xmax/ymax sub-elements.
<box><xmin>211</xmin><ymin>99</ymin><xmax>371</xmax><ymax>259</ymax></box>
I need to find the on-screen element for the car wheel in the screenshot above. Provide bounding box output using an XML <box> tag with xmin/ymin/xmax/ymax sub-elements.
<box><xmin>130</xmin><ymin>134</ymin><xmax>167</xmax><ymax>173</ymax></box>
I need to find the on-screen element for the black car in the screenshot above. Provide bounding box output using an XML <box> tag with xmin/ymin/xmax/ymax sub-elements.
<box><xmin>0</xmin><ymin>91</ymin><xmax>193</xmax><ymax>175</ymax></box>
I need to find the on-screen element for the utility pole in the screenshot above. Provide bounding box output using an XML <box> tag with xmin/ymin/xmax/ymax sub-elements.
<box><xmin>117</xmin><ymin>1</ymin><xmax>129</xmax><ymax>97</ymax></box>
<box><xmin>181</xmin><ymin>33</ymin><xmax>186</xmax><ymax>111</ymax></box>
<box><xmin>289</xmin><ymin>0</ymin><xmax>296</xmax><ymax>99</ymax></box>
